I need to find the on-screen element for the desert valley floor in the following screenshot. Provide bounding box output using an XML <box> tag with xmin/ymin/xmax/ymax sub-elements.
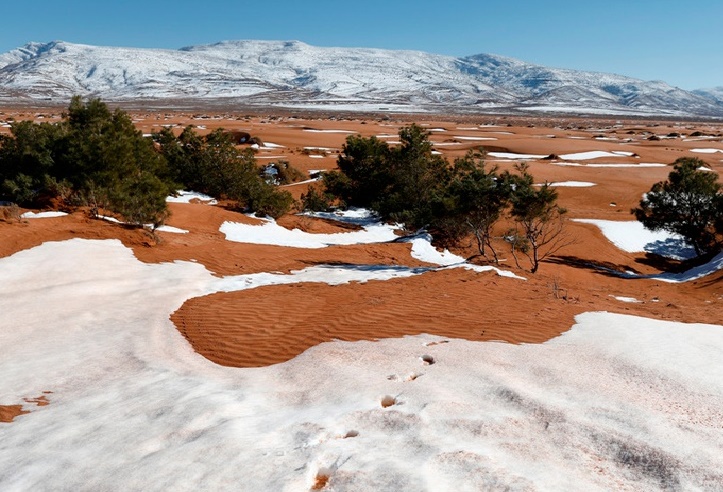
<box><xmin>1</xmin><ymin>108</ymin><xmax>722</xmax><ymax>490</ymax></box>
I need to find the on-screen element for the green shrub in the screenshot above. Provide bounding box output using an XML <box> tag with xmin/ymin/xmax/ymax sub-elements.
<box><xmin>633</xmin><ymin>157</ymin><xmax>722</xmax><ymax>256</ymax></box>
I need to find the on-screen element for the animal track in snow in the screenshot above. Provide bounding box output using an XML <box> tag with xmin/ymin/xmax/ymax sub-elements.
<box><xmin>387</xmin><ymin>372</ymin><xmax>422</xmax><ymax>382</ymax></box>
<box><xmin>424</xmin><ymin>340</ymin><xmax>449</xmax><ymax>347</ymax></box>
<box><xmin>380</xmin><ymin>395</ymin><xmax>398</xmax><ymax>408</ymax></box>
<box><xmin>420</xmin><ymin>354</ymin><xmax>436</xmax><ymax>365</ymax></box>
<box><xmin>310</xmin><ymin>467</ymin><xmax>332</xmax><ymax>490</ymax></box>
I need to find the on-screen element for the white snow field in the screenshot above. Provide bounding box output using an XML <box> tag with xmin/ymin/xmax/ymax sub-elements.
<box><xmin>451</xmin><ymin>136</ymin><xmax>497</xmax><ymax>141</ymax></box>
<box><xmin>1</xmin><ymin>238</ymin><xmax>722</xmax><ymax>491</ymax></box>
<box><xmin>559</xmin><ymin>151</ymin><xmax>635</xmax><ymax>160</ymax></box>
<box><xmin>488</xmin><ymin>151</ymin><xmax>548</xmax><ymax>160</ymax></box>
<box><xmin>553</xmin><ymin>162</ymin><xmax>665</xmax><ymax>168</ymax></box>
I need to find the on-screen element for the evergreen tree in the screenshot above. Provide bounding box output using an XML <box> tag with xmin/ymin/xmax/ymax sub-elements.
<box><xmin>633</xmin><ymin>157</ymin><xmax>722</xmax><ymax>256</ymax></box>
<box><xmin>155</xmin><ymin>126</ymin><xmax>293</xmax><ymax>218</ymax></box>
<box><xmin>0</xmin><ymin>96</ymin><xmax>175</xmax><ymax>226</ymax></box>
<box><xmin>447</xmin><ymin>151</ymin><xmax>509</xmax><ymax>261</ymax></box>
<box><xmin>0</xmin><ymin>120</ymin><xmax>66</xmax><ymax>205</ymax></box>
<box><xmin>507</xmin><ymin>164</ymin><xmax>569</xmax><ymax>273</ymax></box>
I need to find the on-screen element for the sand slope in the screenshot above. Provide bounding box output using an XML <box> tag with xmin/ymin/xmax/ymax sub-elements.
<box><xmin>2</xmin><ymin>114</ymin><xmax>722</xmax><ymax>369</ymax></box>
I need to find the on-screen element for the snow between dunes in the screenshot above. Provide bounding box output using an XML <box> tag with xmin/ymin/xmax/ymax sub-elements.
<box><xmin>1</xmin><ymin>238</ymin><xmax>722</xmax><ymax>490</ymax></box>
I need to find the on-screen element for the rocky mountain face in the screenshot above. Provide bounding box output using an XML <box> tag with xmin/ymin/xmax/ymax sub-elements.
<box><xmin>694</xmin><ymin>87</ymin><xmax>723</xmax><ymax>106</ymax></box>
<box><xmin>1</xmin><ymin>40</ymin><xmax>721</xmax><ymax>117</ymax></box>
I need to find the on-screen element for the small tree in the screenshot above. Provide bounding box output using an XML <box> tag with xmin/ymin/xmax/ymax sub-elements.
<box><xmin>381</xmin><ymin>124</ymin><xmax>451</xmax><ymax>231</ymax></box>
<box><xmin>59</xmin><ymin>96</ymin><xmax>174</xmax><ymax>225</ymax></box>
<box><xmin>507</xmin><ymin>164</ymin><xmax>570</xmax><ymax>273</ymax></box>
<box><xmin>155</xmin><ymin>126</ymin><xmax>293</xmax><ymax>218</ymax></box>
<box><xmin>108</xmin><ymin>171</ymin><xmax>170</xmax><ymax>228</ymax></box>
<box><xmin>0</xmin><ymin>120</ymin><xmax>66</xmax><ymax>205</ymax></box>
<box><xmin>633</xmin><ymin>157</ymin><xmax>722</xmax><ymax>256</ymax></box>
<box><xmin>0</xmin><ymin>96</ymin><xmax>175</xmax><ymax>227</ymax></box>
<box><xmin>447</xmin><ymin>150</ymin><xmax>508</xmax><ymax>262</ymax></box>
<box><xmin>324</xmin><ymin>125</ymin><xmax>450</xmax><ymax>233</ymax></box>
<box><xmin>328</xmin><ymin>134</ymin><xmax>392</xmax><ymax>209</ymax></box>
<box><xmin>301</xmin><ymin>184</ymin><xmax>334</xmax><ymax>212</ymax></box>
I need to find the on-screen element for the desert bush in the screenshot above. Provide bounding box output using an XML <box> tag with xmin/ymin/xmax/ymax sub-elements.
<box><xmin>266</xmin><ymin>160</ymin><xmax>306</xmax><ymax>185</ymax></box>
<box><xmin>300</xmin><ymin>184</ymin><xmax>334</xmax><ymax>212</ymax></box>
<box><xmin>155</xmin><ymin>126</ymin><xmax>293</xmax><ymax>217</ymax></box>
<box><xmin>446</xmin><ymin>150</ymin><xmax>509</xmax><ymax>261</ymax></box>
<box><xmin>507</xmin><ymin>164</ymin><xmax>571</xmax><ymax>273</ymax></box>
<box><xmin>0</xmin><ymin>97</ymin><xmax>175</xmax><ymax>226</ymax></box>
<box><xmin>107</xmin><ymin>171</ymin><xmax>170</xmax><ymax>227</ymax></box>
<box><xmin>326</xmin><ymin>124</ymin><xmax>451</xmax><ymax>233</ymax></box>
<box><xmin>633</xmin><ymin>157</ymin><xmax>722</xmax><ymax>256</ymax></box>
<box><xmin>0</xmin><ymin>120</ymin><xmax>66</xmax><ymax>205</ymax></box>
<box><xmin>318</xmin><ymin>127</ymin><xmax>568</xmax><ymax>271</ymax></box>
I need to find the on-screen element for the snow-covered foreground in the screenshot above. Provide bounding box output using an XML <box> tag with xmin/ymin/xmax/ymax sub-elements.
<box><xmin>1</xmin><ymin>239</ymin><xmax>722</xmax><ymax>490</ymax></box>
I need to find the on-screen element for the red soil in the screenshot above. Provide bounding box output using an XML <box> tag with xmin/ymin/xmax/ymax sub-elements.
<box><xmin>1</xmin><ymin>111</ymin><xmax>721</xmax><ymax>369</ymax></box>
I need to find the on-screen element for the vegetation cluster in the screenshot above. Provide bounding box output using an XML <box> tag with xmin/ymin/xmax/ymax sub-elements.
<box><xmin>303</xmin><ymin>124</ymin><xmax>570</xmax><ymax>272</ymax></box>
<box><xmin>3</xmin><ymin>99</ymin><xmax>719</xmax><ymax>270</ymax></box>
<box><xmin>0</xmin><ymin>97</ymin><xmax>295</xmax><ymax>226</ymax></box>
<box><xmin>633</xmin><ymin>157</ymin><xmax>723</xmax><ymax>257</ymax></box>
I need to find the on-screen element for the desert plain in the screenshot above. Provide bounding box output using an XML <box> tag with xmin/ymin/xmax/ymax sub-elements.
<box><xmin>1</xmin><ymin>108</ymin><xmax>722</xmax><ymax>490</ymax></box>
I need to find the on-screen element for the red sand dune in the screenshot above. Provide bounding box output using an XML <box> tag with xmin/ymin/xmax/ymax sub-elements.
<box><xmin>1</xmin><ymin>111</ymin><xmax>721</xmax><ymax>370</ymax></box>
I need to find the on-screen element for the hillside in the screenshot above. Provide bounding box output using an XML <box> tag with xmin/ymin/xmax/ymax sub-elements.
<box><xmin>1</xmin><ymin>40</ymin><xmax>722</xmax><ymax>117</ymax></box>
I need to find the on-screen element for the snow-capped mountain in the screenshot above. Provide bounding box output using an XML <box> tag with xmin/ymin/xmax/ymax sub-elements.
<box><xmin>1</xmin><ymin>40</ymin><xmax>721</xmax><ymax>117</ymax></box>
<box><xmin>693</xmin><ymin>87</ymin><xmax>723</xmax><ymax>106</ymax></box>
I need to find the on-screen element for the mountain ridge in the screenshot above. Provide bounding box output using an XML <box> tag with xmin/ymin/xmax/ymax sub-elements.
<box><xmin>1</xmin><ymin>40</ymin><xmax>721</xmax><ymax>117</ymax></box>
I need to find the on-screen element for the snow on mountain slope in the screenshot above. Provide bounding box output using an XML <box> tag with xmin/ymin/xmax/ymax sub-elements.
<box><xmin>694</xmin><ymin>86</ymin><xmax>723</xmax><ymax>105</ymax></box>
<box><xmin>1</xmin><ymin>40</ymin><xmax>721</xmax><ymax>116</ymax></box>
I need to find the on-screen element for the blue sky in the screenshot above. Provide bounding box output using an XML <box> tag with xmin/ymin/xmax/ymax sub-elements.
<box><xmin>3</xmin><ymin>0</ymin><xmax>722</xmax><ymax>90</ymax></box>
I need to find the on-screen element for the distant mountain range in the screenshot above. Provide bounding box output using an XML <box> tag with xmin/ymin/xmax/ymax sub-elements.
<box><xmin>1</xmin><ymin>40</ymin><xmax>722</xmax><ymax>117</ymax></box>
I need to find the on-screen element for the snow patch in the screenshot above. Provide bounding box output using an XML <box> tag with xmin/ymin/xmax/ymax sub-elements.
<box><xmin>553</xmin><ymin>162</ymin><xmax>665</xmax><ymax>168</ymax></box>
<box><xmin>560</xmin><ymin>150</ymin><xmax>635</xmax><ymax>160</ymax></box>
<box><xmin>610</xmin><ymin>295</ymin><xmax>643</xmax><ymax>303</ymax></box>
<box><xmin>451</xmin><ymin>136</ymin><xmax>498</xmax><ymax>141</ymax></box>
<box><xmin>303</xmin><ymin>129</ymin><xmax>356</xmax><ymax>134</ymax></box>
<box><xmin>166</xmin><ymin>190</ymin><xmax>218</xmax><ymax>205</ymax></box>
<box><xmin>572</xmin><ymin>219</ymin><xmax>696</xmax><ymax>260</ymax></box>
<box><xmin>155</xmin><ymin>225</ymin><xmax>189</xmax><ymax>234</ymax></box>
<box><xmin>20</xmin><ymin>211</ymin><xmax>68</xmax><ymax>219</ymax></box>
<box><xmin>488</xmin><ymin>152</ymin><xmax>547</xmax><ymax>160</ymax></box>
<box><xmin>220</xmin><ymin>211</ymin><xmax>398</xmax><ymax>249</ymax></box>
<box><xmin>541</xmin><ymin>181</ymin><xmax>596</xmax><ymax>187</ymax></box>
<box><xmin>691</xmin><ymin>148</ymin><xmax>723</xmax><ymax>154</ymax></box>
<box><xmin>0</xmin><ymin>242</ymin><xmax>721</xmax><ymax>490</ymax></box>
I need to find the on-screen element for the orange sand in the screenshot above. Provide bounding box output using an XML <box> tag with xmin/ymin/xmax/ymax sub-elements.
<box><xmin>1</xmin><ymin>110</ymin><xmax>722</xmax><ymax>371</ymax></box>
<box><xmin>0</xmin><ymin>393</ymin><xmax>51</xmax><ymax>423</ymax></box>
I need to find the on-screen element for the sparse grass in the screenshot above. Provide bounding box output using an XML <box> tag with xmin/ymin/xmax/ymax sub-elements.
<box><xmin>548</xmin><ymin>276</ymin><xmax>579</xmax><ymax>302</ymax></box>
<box><xmin>0</xmin><ymin>203</ymin><xmax>21</xmax><ymax>222</ymax></box>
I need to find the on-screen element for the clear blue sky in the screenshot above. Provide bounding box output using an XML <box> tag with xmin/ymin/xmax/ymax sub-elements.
<box><xmin>3</xmin><ymin>0</ymin><xmax>722</xmax><ymax>90</ymax></box>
